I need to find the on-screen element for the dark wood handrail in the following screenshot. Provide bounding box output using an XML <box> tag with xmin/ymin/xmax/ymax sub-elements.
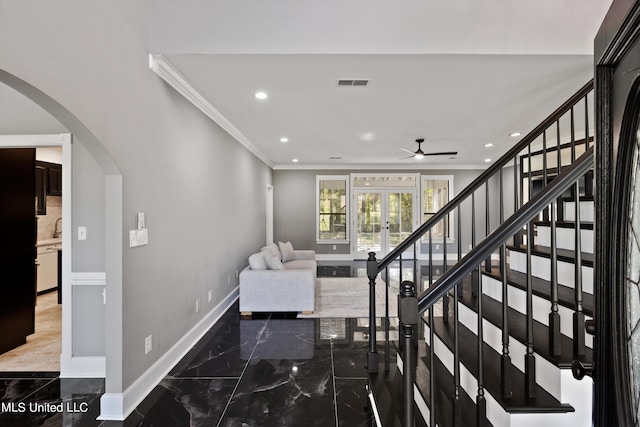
<box><xmin>377</xmin><ymin>79</ymin><xmax>594</xmax><ymax>272</ymax></box>
<box><xmin>417</xmin><ymin>146</ymin><xmax>594</xmax><ymax>313</ymax></box>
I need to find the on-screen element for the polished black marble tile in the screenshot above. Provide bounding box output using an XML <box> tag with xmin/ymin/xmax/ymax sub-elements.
<box><xmin>221</xmin><ymin>352</ymin><xmax>335</xmax><ymax>427</ymax></box>
<box><xmin>0</xmin><ymin>377</ymin><xmax>56</xmax><ymax>404</ymax></box>
<box><xmin>335</xmin><ymin>379</ymin><xmax>374</xmax><ymax>427</ymax></box>
<box><xmin>0</xmin><ymin>378</ymin><xmax>104</xmax><ymax>427</ymax></box>
<box><xmin>132</xmin><ymin>378</ymin><xmax>237</xmax><ymax>427</ymax></box>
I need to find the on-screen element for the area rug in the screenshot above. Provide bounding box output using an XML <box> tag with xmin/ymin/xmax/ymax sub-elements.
<box><xmin>298</xmin><ymin>277</ymin><xmax>398</xmax><ymax>319</ymax></box>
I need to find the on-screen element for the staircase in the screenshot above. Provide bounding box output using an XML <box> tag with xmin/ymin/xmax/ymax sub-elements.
<box><xmin>366</xmin><ymin>81</ymin><xmax>595</xmax><ymax>427</ymax></box>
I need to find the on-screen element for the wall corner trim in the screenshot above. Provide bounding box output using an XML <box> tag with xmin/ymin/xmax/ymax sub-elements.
<box><xmin>148</xmin><ymin>54</ymin><xmax>274</xmax><ymax>168</ymax></box>
<box><xmin>97</xmin><ymin>286</ymin><xmax>239</xmax><ymax>421</ymax></box>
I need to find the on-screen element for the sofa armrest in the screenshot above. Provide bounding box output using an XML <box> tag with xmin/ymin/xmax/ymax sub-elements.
<box><xmin>293</xmin><ymin>250</ymin><xmax>316</xmax><ymax>261</ymax></box>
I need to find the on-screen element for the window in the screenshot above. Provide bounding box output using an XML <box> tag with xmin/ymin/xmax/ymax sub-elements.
<box><xmin>316</xmin><ymin>176</ymin><xmax>349</xmax><ymax>243</ymax></box>
<box><xmin>422</xmin><ymin>176</ymin><xmax>454</xmax><ymax>240</ymax></box>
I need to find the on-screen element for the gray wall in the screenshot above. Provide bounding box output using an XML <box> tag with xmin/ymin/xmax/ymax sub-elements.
<box><xmin>0</xmin><ymin>1</ymin><xmax>271</xmax><ymax>390</ymax></box>
<box><xmin>273</xmin><ymin>168</ymin><xmax>516</xmax><ymax>258</ymax></box>
<box><xmin>273</xmin><ymin>168</ymin><xmax>513</xmax><ymax>255</ymax></box>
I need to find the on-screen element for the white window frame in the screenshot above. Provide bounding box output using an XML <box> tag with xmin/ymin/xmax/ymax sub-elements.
<box><xmin>421</xmin><ymin>174</ymin><xmax>455</xmax><ymax>243</ymax></box>
<box><xmin>316</xmin><ymin>175</ymin><xmax>349</xmax><ymax>244</ymax></box>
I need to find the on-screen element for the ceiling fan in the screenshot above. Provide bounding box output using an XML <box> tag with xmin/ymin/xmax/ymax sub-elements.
<box><xmin>400</xmin><ymin>138</ymin><xmax>458</xmax><ymax>160</ymax></box>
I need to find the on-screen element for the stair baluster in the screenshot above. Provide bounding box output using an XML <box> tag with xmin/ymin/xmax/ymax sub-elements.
<box><xmin>550</xmin><ymin>197</ymin><xmax>562</xmax><ymax>356</ymax></box>
<box><xmin>500</xmin><ymin>243</ymin><xmax>513</xmax><ymax>398</ymax></box>
<box><xmin>573</xmin><ymin>181</ymin><xmax>586</xmax><ymax>357</ymax></box>
<box><xmin>453</xmin><ymin>271</ymin><xmax>462</xmax><ymax>426</ymax></box>
<box><xmin>443</xmin><ymin>216</ymin><xmax>450</xmax><ymax>323</ymax></box>
<box><xmin>525</xmin><ymin>215</ymin><xmax>537</xmax><ymax>398</ymax></box>
<box><xmin>477</xmin><ymin>265</ymin><xmax>487</xmax><ymax>425</ymax></box>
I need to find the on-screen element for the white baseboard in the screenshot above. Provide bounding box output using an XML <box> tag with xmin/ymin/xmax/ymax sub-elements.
<box><xmin>97</xmin><ymin>286</ymin><xmax>239</xmax><ymax>421</ymax></box>
<box><xmin>60</xmin><ymin>356</ymin><xmax>105</xmax><ymax>378</ymax></box>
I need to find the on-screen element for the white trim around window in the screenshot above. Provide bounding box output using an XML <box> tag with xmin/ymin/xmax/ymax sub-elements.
<box><xmin>316</xmin><ymin>175</ymin><xmax>349</xmax><ymax>244</ymax></box>
<box><xmin>421</xmin><ymin>174</ymin><xmax>455</xmax><ymax>243</ymax></box>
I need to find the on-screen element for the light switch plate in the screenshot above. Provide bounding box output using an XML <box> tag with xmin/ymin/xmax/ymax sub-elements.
<box><xmin>78</xmin><ymin>226</ymin><xmax>87</xmax><ymax>241</ymax></box>
<box><xmin>129</xmin><ymin>229</ymin><xmax>148</xmax><ymax>248</ymax></box>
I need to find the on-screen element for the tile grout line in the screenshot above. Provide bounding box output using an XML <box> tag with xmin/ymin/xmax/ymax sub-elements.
<box><xmin>215</xmin><ymin>315</ymin><xmax>271</xmax><ymax>427</ymax></box>
<box><xmin>330</xmin><ymin>338</ymin><xmax>339</xmax><ymax>427</ymax></box>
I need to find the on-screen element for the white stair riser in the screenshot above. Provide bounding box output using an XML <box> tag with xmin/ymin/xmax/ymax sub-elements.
<box><xmin>457</xmin><ymin>302</ymin><xmax>564</xmax><ymax>400</ymax></box>
<box><xmin>482</xmin><ymin>275</ymin><xmax>594</xmax><ymax>349</ymax></box>
<box><xmin>423</xmin><ymin>323</ymin><xmax>592</xmax><ymax>427</ymax></box>
<box><xmin>508</xmin><ymin>251</ymin><xmax>593</xmax><ymax>294</ymax></box>
<box><xmin>536</xmin><ymin>226</ymin><xmax>594</xmax><ymax>254</ymax></box>
<box><xmin>423</xmin><ymin>324</ymin><xmax>511</xmax><ymax>427</ymax></box>
<box><xmin>562</xmin><ymin>200</ymin><xmax>594</xmax><ymax>222</ymax></box>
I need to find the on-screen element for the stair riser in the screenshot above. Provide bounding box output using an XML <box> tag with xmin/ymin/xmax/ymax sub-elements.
<box><xmin>562</xmin><ymin>200</ymin><xmax>594</xmax><ymax>222</ymax></box>
<box><xmin>457</xmin><ymin>302</ymin><xmax>565</xmax><ymax>401</ymax></box>
<box><xmin>422</xmin><ymin>323</ymin><xmax>586</xmax><ymax>427</ymax></box>
<box><xmin>536</xmin><ymin>226</ymin><xmax>594</xmax><ymax>254</ymax></box>
<box><xmin>482</xmin><ymin>275</ymin><xmax>594</xmax><ymax>349</ymax></box>
<box><xmin>422</xmin><ymin>324</ymin><xmax>510</xmax><ymax>427</ymax></box>
<box><xmin>508</xmin><ymin>251</ymin><xmax>593</xmax><ymax>294</ymax></box>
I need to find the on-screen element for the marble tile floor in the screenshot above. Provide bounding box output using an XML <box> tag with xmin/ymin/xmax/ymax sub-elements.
<box><xmin>1</xmin><ymin>300</ymin><xmax>394</xmax><ymax>427</ymax></box>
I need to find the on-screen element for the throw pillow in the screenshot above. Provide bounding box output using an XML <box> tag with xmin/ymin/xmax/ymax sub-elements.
<box><xmin>279</xmin><ymin>241</ymin><xmax>296</xmax><ymax>262</ymax></box>
<box><xmin>248</xmin><ymin>253</ymin><xmax>267</xmax><ymax>270</ymax></box>
<box><xmin>264</xmin><ymin>255</ymin><xmax>284</xmax><ymax>270</ymax></box>
<box><xmin>264</xmin><ymin>242</ymin><xmax>282</xmax><ymax>260</ymax></box>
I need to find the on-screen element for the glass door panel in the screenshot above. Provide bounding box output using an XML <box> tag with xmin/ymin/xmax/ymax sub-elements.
<box><xmin>354</xmin><ymin>190</ymin><xmax>417</xmax><ymax>258</ymax></box>
<box><xmin>355</xmin><ymin>192</ymin><xmax>382</xmax><ymax>254</ymax></box>
<box><xmin>387</xmin><ymin>191</ymin><xmax>415</xmax><ymax>253</ymax></box>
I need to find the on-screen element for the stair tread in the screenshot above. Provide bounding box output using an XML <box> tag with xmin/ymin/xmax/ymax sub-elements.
<box><xmin>368</xmin><ymin>364</ymin><xmax>428</xmax><ymax>427</ymax></box>
<box><xmin>455</xmin><ymin>286</ymin><xmax>592</xmax><ymax>368</ymax></box>
<box><xmin>482</xmin><ymin>267</ymin><xmax>594</xmax><ymax>316</ymax></box>
<box><xmin>534</xmin><ymin>220</ymin><xmax>594</xmax><ymax>230</ymax></box>
<box><xmin>558</xmin><ymin>195</ymin><xmax>595</xmax><ymax>203</ymax></box>
<box><xmin>407</xmin><ymin>341</ymin><xmax>484</xmax><ymax>427</ymax></box>
<box><xmin>507</xmin><ymin>244</ymin><xmax>594</xmax><ymax>267</ymax></box>
<box><xmin>423</xmin><ymin>315</ymin><xmax>575</xmax><ymax>414</ymax></box>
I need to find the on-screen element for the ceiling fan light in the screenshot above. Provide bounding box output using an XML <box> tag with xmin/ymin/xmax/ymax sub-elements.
<box><xmin>415</xmin><ymin>153</ymin><xmax>424</xmax><ymax>160</ymax></box>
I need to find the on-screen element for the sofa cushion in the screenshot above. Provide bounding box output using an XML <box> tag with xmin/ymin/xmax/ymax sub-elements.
<box><xmin>264</xmin><ymin>255</ymin><xmax>284</xmax><ymax>270</ymax></box>
<box><xmin>283</xmin><ymin>259</ymin><xmax>316</xmax><ymax>271</ymax></box>
<box><xmin>279</xmin><ymin>241</ymin><xmax>296</xmax><ymax>262</ymax></box>
<box><xmin>248</xmin><ymin>253</ymin><xmax>267</xmax><ymax>270</ymax></box>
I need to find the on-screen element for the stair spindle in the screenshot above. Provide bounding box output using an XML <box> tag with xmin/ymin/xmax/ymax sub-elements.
<box><xmin>573</xmin><ymin>180</ymin><xmax>586</xmax><ymax>357</ymax></box>
<box><xmin>550</xmin><ymin>199</ymin><xmax>562</xmax><ymax>356</ymax></box>
<box><xmin>443</xmin><ymin>216</ymin><xmax>450</xmax><ymax>323</ymax></box>
<box><xmin>500</xmin><ymin>243</ymin><xmax>513</xmax><ymax>398</ymax></box>
<box><xmin>525</xmin><ymin>223</ymin><xmax>537</xmax><ymax>398</ymax></box>
<box><xmin>476</xmin><ymin>265</ymin><xmax>487</xmax><ymax>425</ymax></box>
<box><xmin>453</xmin><ymin>273</ymin><xmax>462</xmax><ymax>426</ymax></box>
<box><xmin>485</xmin><ymin>181</ymin><xmax>491</xmax><ymax>272</ymax></box>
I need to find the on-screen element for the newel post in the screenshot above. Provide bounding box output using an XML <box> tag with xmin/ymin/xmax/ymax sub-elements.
<box><xmin>367</xmin><ymin>252</ymin><xmax>379</xmax><ymax>373</ymax></box>
<box><xmin>399</xmin><ymin>280</ymin><xmax>418</xmax><ymax>427</ymax></box>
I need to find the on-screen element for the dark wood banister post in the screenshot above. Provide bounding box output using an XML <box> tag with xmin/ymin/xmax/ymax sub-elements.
<box><xmin>399</xmin><ymin>280</ymin><xmax>418</xmax><ymax>427</ymax></box>
<box><xmin>367</xmin><ymin>252</ymin><xmax>379</xmax><ymax>373</ymax></box>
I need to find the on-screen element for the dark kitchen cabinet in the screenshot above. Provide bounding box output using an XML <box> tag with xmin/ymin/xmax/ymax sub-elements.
<box><xmin>35</xmin><ymin>164</ymin><xmax>47</xmax><ymax>215</ymax></box>
<box><xmin>47</xmin><ymin>164</ymin><xmax>62</xmax><ymax>196</ymax></box>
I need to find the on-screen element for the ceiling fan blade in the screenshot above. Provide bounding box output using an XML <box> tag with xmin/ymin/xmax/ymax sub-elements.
<box><xmin>400</xmin><ymin>147</ymin><xmax>415</xmax><ymax>154</ymax></box>
<box><xmin>422</xmin><ymin>151</ymin><xmax>458</xmax><ymax>156</ymax></box>
<box><xmin>398</xmin><ymin>154</ymin><xmax>416</xmax><ymax>160</ymax></box>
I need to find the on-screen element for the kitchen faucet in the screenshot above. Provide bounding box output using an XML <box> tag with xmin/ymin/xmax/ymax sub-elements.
<box><xmin>54</xmin><ymin>218</ymin><xmax>62</xmax><ymax>238</ymax></box>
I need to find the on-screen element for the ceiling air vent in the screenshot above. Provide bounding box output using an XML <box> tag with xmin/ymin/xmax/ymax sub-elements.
<box><xmin>337</xmin><ymin>79</ymin><xmax>369</xmax><ymax>87</ymax></box>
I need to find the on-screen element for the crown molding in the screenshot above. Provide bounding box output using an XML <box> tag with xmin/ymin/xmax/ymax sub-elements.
<box><xmin>148</xmin><ymin>54</ymin><xmax>274</xmax><ymax>168</ymax></box>
<box><xmin>272</xmin><ymin>163</ymin><xmax>490</xmax><ymax>171</ymax></box>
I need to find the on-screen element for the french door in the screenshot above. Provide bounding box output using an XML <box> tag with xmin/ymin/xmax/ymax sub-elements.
<box><xmin>353</xmin><ymin>189</ymin><xmax>418</xmax><ymax>258</ymax></box>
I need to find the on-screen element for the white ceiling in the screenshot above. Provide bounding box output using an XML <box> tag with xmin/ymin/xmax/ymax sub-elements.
<box><xmin>1</xmin><ymin>0</ymin><xmax>613</xmax><ymax>169</ymax></box>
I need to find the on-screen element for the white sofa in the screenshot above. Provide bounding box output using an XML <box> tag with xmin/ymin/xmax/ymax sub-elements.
<box><xmin>239</xmin><ymin>242</ymin><xmax>316</xmax><ymax>316</ymax></box>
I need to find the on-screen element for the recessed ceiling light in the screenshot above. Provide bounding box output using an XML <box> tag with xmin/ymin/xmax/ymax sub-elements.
<box><xmin>485</xmin><ymin>158</ymin><xmax>492</xmax><ymax>163</ymax></box>
<box><xmin>280</xmin><ymin>137</ymin><xmax>289</xmax><ymax>143</ymax></box>
<box><xmin>292</xmin><ymin>158</ymin><xmax>299</xmax><ymax>163</ymax></box>
<box><xmin>360</xmin><ymin>132</ymin><xmax>375</xmax><ymax>141</ymax></box>
<box><xmin>484</xmin><ymin>143</ymin><xmax>494</xmax><ymax>147</ymax></box>
<box><xmin>509</xmin><ymin>132</ymin><xmax>521</xmax><ymax>137</ymax></box>
<box><xmin>254</xmin><ymin>91</ymin><xmax>268</xmax><ymax>100</ymax></box>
